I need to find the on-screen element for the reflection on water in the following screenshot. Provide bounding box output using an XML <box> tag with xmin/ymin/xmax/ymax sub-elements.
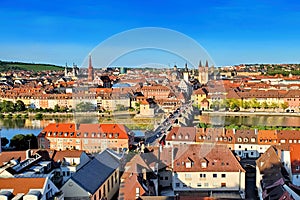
<box><xmin>2</xmin><ymin>114</ymin><xmax>300</xmax><ymax>141</ymax></box>
<box><xmin>198</xmin><ymin>114</ymin><xmax>300</xmax><ymax>127</ymax></box>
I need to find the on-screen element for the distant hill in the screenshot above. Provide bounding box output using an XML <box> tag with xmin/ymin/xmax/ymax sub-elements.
<box><xmin>0</xmin><ymin>60</ymin><xmax>64</xmax><ymax>72</ymax></box>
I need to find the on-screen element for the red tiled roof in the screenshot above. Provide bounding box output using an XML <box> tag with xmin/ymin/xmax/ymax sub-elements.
<box><xmin>173</xmin><ymin>144</ymin><xmax>245</xmax><ymax>172</ymax></box>
<box><xmin>290</xmin><ymin>144</ymin><xmax>300</xmax><ymax>174</ymax></box>
<box><xmin>166</xmin><ymin>127</ymin><xmax>196</xmax><ymax>142</ymax></box>
<box><xmin>0</xmin><ymin>177</ymin><xmax>46</xmax><ymax>195</ymax></box>
<box><xmin>0</xmin><ymin>151</ymin><xmax>27</xmax><ymax>166</ymax></box>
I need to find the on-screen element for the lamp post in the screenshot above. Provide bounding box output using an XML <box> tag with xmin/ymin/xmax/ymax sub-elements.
<box><xmin>28</xmin><ymin>139</ymin><xmax>31</xmax><ymax>149</ymax></box>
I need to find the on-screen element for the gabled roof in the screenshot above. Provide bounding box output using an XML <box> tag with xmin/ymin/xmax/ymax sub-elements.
<box><xmin>51</xmin><ymin>150</ymin><xmax>85</xmax><ymax>162</ymax></box>
<box><xmin>256</xmin><ymin>146</ymin><xmax>282</xmax><ymax>174</ymax></box>
<box><xmin>166</xmin><ymin>127</ymin><xmax>196</xmax><ymax>142</ymax></box>
<box><xmin>70</xmin><ymin>149</ymin><xmax>120</xmax><ymax>194</ymax></box>
<box><xmin>173</xmin><ymin>144</ymin><xmax>244</xmax><ymax>172</ymax></box>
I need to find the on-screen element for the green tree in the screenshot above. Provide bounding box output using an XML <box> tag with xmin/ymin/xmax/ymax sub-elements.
<box><xmin>9</xmin><ymin>134</ymin><xmax>38</xmax><ymax>150</ymax></box>
<box><xmin>230</xmin><ymin>99</ymin><xmax>240</xmax><ymax>111</ymax></box>
<box><xmin>14</xmin><ymin>100</ymin><xmax>26</xmax><ymax>112</ymax></box>
<box><xmin>250</xmin><ymin>98</ymin><xmax>261</xmax><ymax>110</ymax></box>
<box><xmin>134</xmin><ymin>102</ymin><xmax>140</xmax><ymax>111</ymax></box>
<box><xmin>0</xmin><ymin>137</ymin><xmax>9</xmax><ymax>147</ymax></box>
<box><xmin>54</xmin><ymin>104</ymin><xmax>60</xmax><ymax>112</ymax></box>
<box><xmin>280</xmin><ymin>102</ymin><xmax>289</xmax><ymax>110</ymax></box>
<box><xmin>261</xmin><ymin>101</ymin><xmax>269</xmax><ymax>110</ymax></box>
<box><xmin>241</xmin><ymin>101</ymin><xmax>250</xmax><ymax>109</ymax></box>
<box><xmin>0</xmin><ymin>100</ymin><xmax>15</xmax><ymax>113</ymax></box>
<box><xmin>270</xmin><ymin>102</ymin><xmax>278</xmax><ymax>110</ymax></box>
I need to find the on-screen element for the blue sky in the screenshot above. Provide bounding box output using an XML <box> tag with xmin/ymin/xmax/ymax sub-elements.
<box><xmin>0</xmin><ymin>0</ymin><xmax>300</xmax><ymax>67</ymax></box>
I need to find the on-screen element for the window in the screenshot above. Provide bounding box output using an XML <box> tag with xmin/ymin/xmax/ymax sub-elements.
<box><xmin>165</xmin><ymin>177</ymin><xmax>168</xmax><ymax>180</ymax></box>
<box><xmin>99</xmin><ymin>189</ymin><xmax>101</xmax><ymax>199</ymax></box>
<box><xmin>175</xmin><ymin>183</ymin><xmax>180</xmax><ymax>187</ymax></box>
<box><xmin>160</xmin><ymin>177</ymin><xmax>163</xmax><ymax>180</ymax></box>
<box><xmin>296</xmin><ymin>166</ymin><xmax>300</xmax><ymax>171</ymax></box>
<box><xmin>200</xmin><ymin>174</ymin><xmax>206</xmax><ymax>178</ymax></box>
<box><xmin>197</xmin><ymin>183</ymin><xmax>202</xmax><ymax>187</ymax></box>
<box><xmin>204</xmin><ymin>183</ymin><xmax>209</xmax><ymax>187</ymax></box>
<box><xmin>185</xmin><ymin>174</ymin><xmax>192</xmax><ymax>180</ymax></box>
<box><xmin>135</xmin><ymin>188</ymin><xmax>140</xmax><ymax>197</ymax></box>
<box><xmin>213</xmin><ymin>174</ymin><xmax>217</xmax><ymax>178</ymax></box>
<box><xmin>115</xmin><ymin>171</ymin><xmax>118</xmax><ymax>183</ymax></box>
<box><xmin>221</xmin><ymin>182</ymin><xmax>226</xmax><ymax>187</ymax></box>
<box><xmin>182</xmin><ymin>184</ymin><xmax>187</xmax><ymax>188</ymax></box>
<box><xmin>221</xmin><ymin>174</ymin><xmax>226</xmax><ymax>178</ymax></box>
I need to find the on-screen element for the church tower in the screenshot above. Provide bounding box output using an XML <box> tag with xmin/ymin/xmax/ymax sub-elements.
<box><xmin>183</xmin><ymin>63</ymin><xmax>189</xmax><ymax>82</ymax></box>
<box><xmin>198</xmin><ymin>60</ymin><xmax>209</xmax><ymax>84</ymax></box>
<box><xmin>88</xmin><ymin>54</ymin><xmax>94</xmax><ymax>82</ymax></box>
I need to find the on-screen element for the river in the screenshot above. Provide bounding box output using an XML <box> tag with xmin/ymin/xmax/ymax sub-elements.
<box><xmin>1</xmin><ymin>114</ymin><xmax>300</xmax><ymax>140</ymax></box>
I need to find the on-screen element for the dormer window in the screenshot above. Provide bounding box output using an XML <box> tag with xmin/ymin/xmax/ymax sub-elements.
<box><xmin>109</xmin><ymin>133</ymin><xmax>113</xmax><ymax>138</ymax></box>
<box><xmin>64</xmin><ymin>132</ymin><xmax>68</xmax><ymax>137</ymax></box>
<box><xmin>59</xmin><ymin>132</ymin><xmax>63</xmax><ymax>136</ymax></box>
<box><xmin>97</xmin><ymin>133</ymin><xmax>101</xmax><ymax>137</ymax></box>
<box><xmin>201</xmin><ymin>161</ymin><xmax>207</xmax><ymax>168</ymax></box>
<box><xmin>48</xmin><ymin>132</ymin><xmax>52</xmax><ymax>136</ymax></box>
<box><xmin>77</xmin><ymin>132</ymin><xmax>81</xmax><ymax>137</ymax></box>
<box><xmin>185</xmin><ymin>134</ymin><xmax>189</xmax><ymax>140</ymax></box>
<box><xmin>70</xmin><ymin>132</ymin><xmax>74</xmax><ymax>136</ymax></box>
<box><xmin>178</xmin><ymin>134</ymin><xmax>182</xmax><ymax>139</ymax></box>
<box><xmin>238</xmin><ymin>137</ymin><xmax>242</xmax><ymax>142</ymax></box>
<box><xmin>251</xmin><ymin>137</ymin><xmax>256</xmax><ymax>142</ymax></box>
<box><xmin>103</xmin><ymin>133</ymin><xmax>107</xmax><ymax>138</ymax></box>
<box><xmin>244</xmin><ymin>138</ymin><xmax>249</xmax><ymax>142</ymax></box>
<box><xmin>172</xmin><ymin>134</ymin><xmax>176</xmax><ymax>139</ymax></box>
<box><xmin>114</xmin><ymin>133</ymin><xmax>119</xmax><ymax>138</ymax></box>
<box><xmin>84</xmin><ymin>132</ymin><xmax>88</xmax><ymax>137</ymax></box>
<box><xmin>92</xmin><ymin>132</ymin><xmax>95</xmax><ymax>137</ymax></box>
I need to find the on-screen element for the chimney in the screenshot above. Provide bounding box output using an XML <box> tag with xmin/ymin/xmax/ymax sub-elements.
<box><xmin>233</xmin><ymin>128</ymin><xmax>236</xmax><ymax>134</ymax></box>
<box><xmin>255</xmin><ymin>129</ymin><xmax>258</xmax><ymax>135</ymax></box>
<box><xmin>26</xmin><ymin>149</ymin><xmax>31</xmax><ymax>159</ymax></box>
<box><xmin>76</xmin><ymin>123</ymin><xmax>80</xmax><ymax>130</ymax></box>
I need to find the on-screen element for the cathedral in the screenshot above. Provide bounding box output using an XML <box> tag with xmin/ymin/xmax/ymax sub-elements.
<box><xmin>64</xmin><ymin>63</ymin><xmax>79</xmax><ymax>78</ymax></box>
<box><xmin>198</xmin><ymin>60</ymin><xmax>217</xmax><ymax>85</ymax></box>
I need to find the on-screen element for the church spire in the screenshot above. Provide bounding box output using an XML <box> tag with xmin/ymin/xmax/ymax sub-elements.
<box><xmin>88</xmin><ymin>54</ymin><xmax>94</xmax><ymax>82</ymax></box>
<box><xmin>198</xmin><ymin>60</ymin><xmax>202</xmax><ymax>68</ymax></box>
<box><xmin>205</xmin><ymin>60</ymin><xmax>209</xmax><ymax>68</ymax></box>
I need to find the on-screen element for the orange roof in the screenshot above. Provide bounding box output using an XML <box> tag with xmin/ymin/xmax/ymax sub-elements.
<box><xmin>0</xmin><ymin>151</ymin><xmax>27</xmax><ymax>166</ymax></box>
<box><xmin>173</xmin><ymin>144</ymin><xmax>245</xmax><ymax>172</ymax></box>
<box><xmin>119</xmin><ymin>173</ymin><xmax>146</xmax><ymax>200</ymax></box>
<box><xmin>40</xmin><ymin>123</ymin><xmax>130</xmax><ymax>140</ymax></box>
<box><xmin>0</xmin><ymin>177</ymin><xmax>46</xmax><ymax>195</ymax></box>
<box><xmin>51</xmin><ymin>150</ymin><xmax>85</xmax><ymax>162</ymax></box>
<box><xmin>290</xmin><ymin>144</ymin><xmax>300</xmax><ymax>174</ymax></box>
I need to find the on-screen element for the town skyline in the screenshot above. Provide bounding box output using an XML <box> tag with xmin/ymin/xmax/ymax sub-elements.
<box><xmin>0</xmin><ymin>1</ymin><xmax>300</xmax><ymax>66</ymax></box>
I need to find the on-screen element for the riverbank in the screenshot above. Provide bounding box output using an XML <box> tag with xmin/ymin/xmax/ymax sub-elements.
<box><xmin>202</xmin><ymin>111</ymin><xmax>300</xmax><ymax>116</ymax></box>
